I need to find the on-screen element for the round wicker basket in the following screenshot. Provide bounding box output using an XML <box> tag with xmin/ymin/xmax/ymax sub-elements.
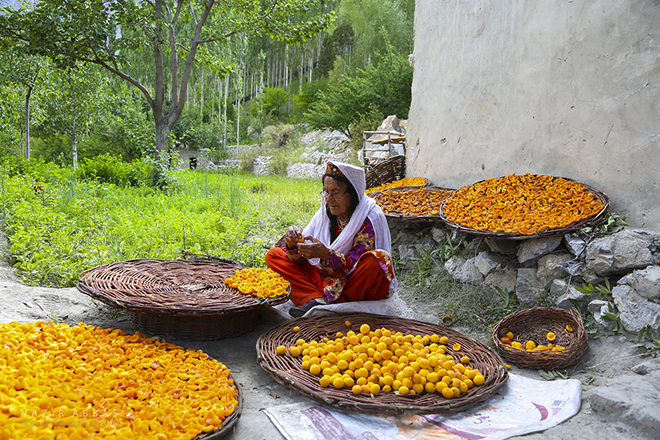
<box><xmin>371</xmin><ymin>186</ymin><xmax>455</xmax><ymax>221</ymax></box>
<box><xmin>77</xmin><ymin>259</ymin><xmax>289</xmax><ymax>340</ymax></box>
<box><xmin>365</xmin><ymin>155</ymin><xmax>406</xmax><ymax>190</ymax></box>
<box><xmin>257</xmin><ymin>313</ymin><xmax>508</xmax><ymax>415</ymax></box>
<box><xmin>492</xmin><ymin>307</ymin><xmax>589</xmax><ymax>370</ymax></box>
<box><xmin>439</xmin><ymin>175</ymin><xmax>610</xmax><ymax>240</ymax></box>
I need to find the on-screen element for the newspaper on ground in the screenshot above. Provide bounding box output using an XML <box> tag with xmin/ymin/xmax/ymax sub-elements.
<box><xmin>263</xmin><ymin>373</ymin><xmax>582</xmax><ymax>440</ymax></box>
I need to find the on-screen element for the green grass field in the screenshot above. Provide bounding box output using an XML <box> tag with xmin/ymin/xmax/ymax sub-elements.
<box><xmin>0</xmin><ymin>163</ymin><xmax>320</xmax><ymax>287</ymax></box>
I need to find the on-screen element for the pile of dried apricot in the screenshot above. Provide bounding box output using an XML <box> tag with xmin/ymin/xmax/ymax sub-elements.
<box><xmin>366</xmin><ymin>177</ymin><xmax>427</xmax><ymax>194</ymax></box>
<box><xmin>373</xmin><ymin>188</ymin><xmax>453</xmax><ymax>217</ymax></box>
<box><xmin>0</xmin><ymin>321</ymin><xmax>237</xmax><ymax>440</ymax></box>
<box><xmin>442</xmin><ymin>174</ymin><xmax>605</xmax><ymax>235</ymax></box>
<box><xmin>499</xmin><ymin>331</ymin><xmax>566</xmax><ymax>352</ymax></box>
<box><xmin>276</xmin><ymin>323</ymin><xmax>485</xmax><ymax>399</ymax></box>
<box><xmin>225</xmin><ymin>267</ymin><xmax>290</xmax><ymax>298</ymax></box>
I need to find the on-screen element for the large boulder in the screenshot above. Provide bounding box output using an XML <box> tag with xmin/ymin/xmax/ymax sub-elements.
<box><xmin>444</xmin><ymin>255</ymin><xmax>484</xmax><ymax>284</ymax></box>
<box><xmin>585</xmin><ymin>229</ymin><xmax>658</xmax><ymax>276</ymax></box>
<box><xmin>537</xmin><ymin>252</ymin><xmax>574</xmax><ymax>281</ymax></box>
<box><xmin>517</xmin><ymin>236</ymin><xmax>563</xmax><ymax>265</ymax></box>
<box><xmin>515</xmin><ymin>268</ymin><xmax>546</xmax><ymax>304</ymax></box>
<box><xmin>612</xmin><ymin>266</ymin><xmax>660</xmax><ymax>337</ymax></box>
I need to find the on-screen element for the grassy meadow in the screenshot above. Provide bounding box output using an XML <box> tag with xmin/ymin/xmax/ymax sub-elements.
<box><xmin>0</xmin><ymin>159</ymin><xmax>320</xmax><ymax>287</ymax></box>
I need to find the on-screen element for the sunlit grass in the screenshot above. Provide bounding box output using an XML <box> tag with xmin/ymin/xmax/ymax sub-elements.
<box><xmin>0</xmin><ymin>167</ymin><xmax>321</xmax><ymax>287</ymax></box>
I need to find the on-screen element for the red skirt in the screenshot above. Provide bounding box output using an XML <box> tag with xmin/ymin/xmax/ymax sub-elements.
<box><xmin>265</xmin><ymin>247</ymin><xmax>390</xmax><ymax>307</ymax></box>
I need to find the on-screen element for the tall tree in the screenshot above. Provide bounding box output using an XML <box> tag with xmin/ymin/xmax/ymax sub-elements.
<box><xmin>0</xmin><ymin>0</ymin><xmax>334</xmax><ymax>180</ymax></box>
<box><xmin>0</xmin><ymin>50</ymin><xmax>45</xmax><ymax>159</ymax></box>
<box><xmin>38</xmin><ymin>63</ymin><xmax>109</xmax><ymax>169</ymax></box>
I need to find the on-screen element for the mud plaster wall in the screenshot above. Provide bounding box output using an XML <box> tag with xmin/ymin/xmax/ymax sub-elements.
<box><xmin>407</xmin><ymin>0</ymin><xmax>660</xmax><ymax>228</ymax></box>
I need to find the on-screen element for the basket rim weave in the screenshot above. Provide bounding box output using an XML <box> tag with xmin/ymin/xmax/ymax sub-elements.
<box><xmin>371</xmin><ymin>185</ymin><xmax>456</xmax><ymax>221</ymax></box>
<box><xmin>491</xmin><ymin>307</ymin><xmax>589</xmax><ymax>370</ymax></box>
<box><xmin>257</xmin><ymin>312</ymin><xmax>509</xmax><ymax>415</ymax></box>
<box><xmin>77</xmin><ymin>258</ymin><xmax>290</xmax><ymax>315</ymax></box>
<box><xmin>438</xmin><ymin>175</ymin><xmax>610</xmax><ymax>240</ymax></box>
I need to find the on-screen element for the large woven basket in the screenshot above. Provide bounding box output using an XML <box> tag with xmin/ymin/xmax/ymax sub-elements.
<box><xmin>371</xmin><ymin>186</ymin><xmax>455</xmax><ymax>221</ymax></box>
<box><xmin>195</xmin><ymin>371</ymin><xmax>243</xmax><ymax>440</ymax></box>
<box><xmin>439</xmin><ymin>175</ymin><xmax>610</xmax><ymax>240</ymax></box>
<box><xmin>77</xmin><ymin>259</ymin><xmax>289</xmax><ymax>340</ymax></box>
<box><xmin>365</xmin><ymin>155</ymin><xmax>406</xmax><ymax>190</ymax></box>
<box><xmin>492</xmin><ymin>307</ymin><xmax>589</xmax><ymax>370</ymax></box>
<box><xmin>257</xmin><ymin>313</ymin><xmax>508</xmax><ymax>415</ymax></box>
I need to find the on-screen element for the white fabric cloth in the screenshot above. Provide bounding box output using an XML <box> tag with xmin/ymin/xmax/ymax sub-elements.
<box><xmin>302</xmin><ymin>161</ymin><xmax>397</xmax><ymax>293</ymax></box>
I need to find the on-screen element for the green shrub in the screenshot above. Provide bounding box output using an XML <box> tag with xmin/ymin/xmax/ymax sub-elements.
<box><xmin>76</xmin><ymin>154</ymin><xmax>151</xmax><ymax>187</ymax></box>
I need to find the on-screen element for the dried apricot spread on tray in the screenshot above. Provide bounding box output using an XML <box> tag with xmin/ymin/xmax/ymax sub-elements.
<box><xmin>365</xmin><ymin>177</ymin><xmax>427</xmax><ymax>194</ymax></box>
<box><xmin>373</xmin><ymin>187</ymin><xmax>453</xmax><ymax>217</ymax></box>
<box><xmin>0</xmin><ymin>321</ymin><xmax>237</xmax><ymax>440</ymax></box>
<box><xmin>442</xmin><ymin>174</ymin><xmax>605</xmax><ymax>235</ymax></box>
<box><xmin>225</xmin><ymin>267</ymin><xmax>290</xmax><ymax>297</ymax></box>
<box><xmin>276</xmin><ymin>323</ymin><xmax>485</xmax><ymax>399</ymax></box>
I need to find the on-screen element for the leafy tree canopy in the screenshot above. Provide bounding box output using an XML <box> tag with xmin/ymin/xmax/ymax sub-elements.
<box><xmin>304</xmin><ymin>46</ymin><xmax>412</xmax><ymax>138</ymax></box>
<box><xmin>0</xmin><ymin>0</ymin><xmax>336</xmax><ymax>169</ymax></box>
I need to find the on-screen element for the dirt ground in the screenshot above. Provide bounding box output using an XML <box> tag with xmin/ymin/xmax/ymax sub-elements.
<box><xmin>1</xmin><ymin>237</ymin><xmax>658</xmax><ymax>439</ymax></box>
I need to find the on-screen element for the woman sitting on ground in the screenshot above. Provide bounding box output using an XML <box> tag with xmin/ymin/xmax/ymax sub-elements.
<box><xmin>265</xmin><ymin>161</ymin><xmax>397</xmax><ymax>317</ymax></box>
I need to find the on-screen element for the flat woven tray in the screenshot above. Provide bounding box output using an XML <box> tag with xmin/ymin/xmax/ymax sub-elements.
<box><xmin>257</xmin><ymin>313</ymin><xmax>508</xmax><ymax>415</ymax></box>
<box><xmin>439</xmin><ymin>175</ymin><xmax>610</xmax><ymax>239</ymax></box>
<box><xmin>365</xmin><ymin>155</ymin><xmax>406</xmax><ymax>190</ymax></box>
<box><xmin>77</xmin><ymin>259</ymin><xmax>289</xmax><ymax>340</ymax></box>
<box><xmin>492</xmin><ymin>307</ymin><xmax>589</xmax><ymax>370</ymax></box>
<box><xmin>371</xmin><ymin>186</ymin><xmax>455</xmax><ymax>221</ymax></box>
<box><xmin>196</xmin><ymin>371</ymin><xmax>243</xmax><ymax>440</ymax></box>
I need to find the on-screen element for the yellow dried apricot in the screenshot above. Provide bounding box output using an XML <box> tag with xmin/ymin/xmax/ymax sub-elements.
<box><xmin>225</xmin><ymin>267</ymin><xmax>290</xmax><ymax>298</ymax></box>
<box><xmin>366</xmin><ymin>177</ymin><xmax>427</xmax><ymax>194</ymax></box>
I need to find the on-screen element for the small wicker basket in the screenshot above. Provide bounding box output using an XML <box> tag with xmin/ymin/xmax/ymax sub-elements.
<box><xmin>365</xmin><ymin>155</ymin><xmax>406</xmax><ymax>190</ymax></box>
<box><xmin>257</xmin><ymin>313</ymin><xmax>509</xmax><ymax>415</ymax></box>
<box><xmin>491</xmin><ymin>307</ymin><xmax>589</xmax><ymax>370</ymax></box>
<box><xmin>77</xmin><ymin>258</ymin><xmax>289</xmax><ymax>340</ymax></box>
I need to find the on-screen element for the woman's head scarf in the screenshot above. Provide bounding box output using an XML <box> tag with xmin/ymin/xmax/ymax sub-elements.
<box><xmin>303</xmin><ymin>161</ymin><xmax>397</xmax><ymax>292</ymax></box>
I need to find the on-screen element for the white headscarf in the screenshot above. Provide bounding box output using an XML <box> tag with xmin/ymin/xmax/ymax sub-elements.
<box><xmin>303</xmin><ymin>161</ymin><xmax>397</xmax><ymax>292</ymax></box>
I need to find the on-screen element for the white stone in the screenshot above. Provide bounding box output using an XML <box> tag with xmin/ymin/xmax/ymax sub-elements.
<box><xmin>612</xmin><ymin>284</ymin><xmax>660</xmax><ymax>337</ymax></box>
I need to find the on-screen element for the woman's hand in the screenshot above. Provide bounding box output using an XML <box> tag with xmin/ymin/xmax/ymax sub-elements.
<box><xmin>284</xmin><ymin>226</ymin><xmax>303</xmax><ymax>249</ymax></box>
<box><xmin>297</xmin><ymin>236</ymin><xmax>329</xmax><ymax>261</ymax></box>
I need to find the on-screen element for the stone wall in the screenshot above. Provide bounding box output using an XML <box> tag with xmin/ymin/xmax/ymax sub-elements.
<box><xmin>392</xmin><ymin>220</ymin><xmax>660</xmax><ymax>337</ymax></box>
<box><xmin>407</xmin><ymin>0</ymin><xmax>660</xmax><ymax>228</ymax></box>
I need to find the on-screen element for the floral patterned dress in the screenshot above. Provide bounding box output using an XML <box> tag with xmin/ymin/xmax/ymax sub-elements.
<box><xmin>285</xmin><ymin>218</ymin><xmax>396</xmax><ymax>302</ymax></box>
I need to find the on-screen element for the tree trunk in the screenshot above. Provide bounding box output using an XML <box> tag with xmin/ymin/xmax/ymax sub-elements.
<box><xmin>200</xmin><ymin>68</ymin><xmax>205</xmax><ymax>120</ymax></box>
<box><xmin>300</xmin><ymin>48</ymin><xmax>304</xmax><ymax>94</ymax></box>
<box><xmin>72</xmin><ymin>97</ymin><xmax>78</xmax><ymax>170</ymax></box>
<box><xmin>70</xmin><ymin>76</ymin><xmax>78</xmax><ymax>169</ymax></box>
<box><xmin>223</xmin><ymin>74</ymin><xmax>228</xmax><ymax>147</ymax></box>
<box><xmin>24</xmin><ymin>85</ymin><xmax>32</xmax><ymax>160</ymax></box>
<box><xmin>236</xmin><ymin>71</ymin><xmax>240</xmax><ymax>148</ymax></box>
<box><xmin>218</xmin><ymin>77</ymin><xmax>222</xmax><ymax>127</ymax></box>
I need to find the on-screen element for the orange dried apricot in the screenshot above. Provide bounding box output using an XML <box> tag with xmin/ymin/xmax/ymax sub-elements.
<box><xmin>442</xmin><ymin>174</ymin><xmax>605</xmax><ymax>235</ymax></box>
<box><xmin>372</xmin><ymin>187</ymin><xmax>452</xmax><ymax>216</ymax></box>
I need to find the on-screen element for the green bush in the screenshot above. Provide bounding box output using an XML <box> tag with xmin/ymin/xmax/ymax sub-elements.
<box><xmin>76</xmin><ymin>154</ymin><xmax>151</xmax><ymax>187</ymax></box>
